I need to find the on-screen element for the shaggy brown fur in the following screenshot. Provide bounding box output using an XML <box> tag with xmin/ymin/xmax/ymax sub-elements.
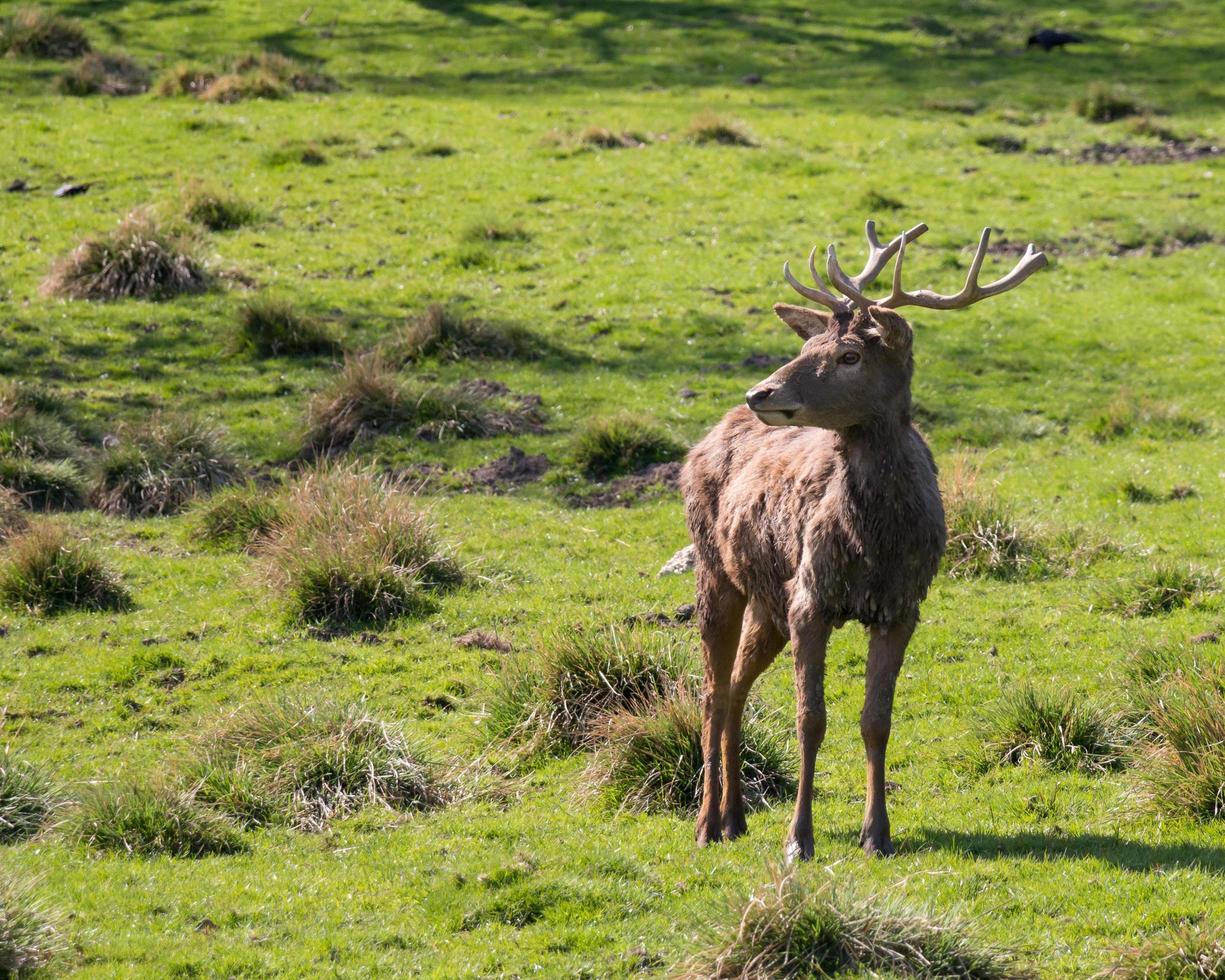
<box><xmin>681</xmin><ymin>302</ymin><xmax>946</xmax><ymax>860</ymax></box>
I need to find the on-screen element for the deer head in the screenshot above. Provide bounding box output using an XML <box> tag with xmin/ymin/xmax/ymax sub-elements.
<box><xmin>746</xmin><ymin>221</ymin><xmax>1047</xmax><ymax>429</ymax></box>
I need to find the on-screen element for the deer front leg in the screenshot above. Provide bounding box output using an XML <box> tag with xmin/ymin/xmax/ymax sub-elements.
<box><xmin>785</xmin><ymin>608</ymin><xmax>832</xmax><ymax>863</ymax></box>
<box><xmin>859</xmin><ymin>616</ymin><xmax>915</xmax><ymax>857</ymax></box>
<box><xmin>695</xmin><ymin>569</ymin><xmax>746</xmax><ymax>847</ymax></box>
<box><xmin>720</xmin><ymin>601</ymin><xmax>785</xmax><ymax>840</ymax></box>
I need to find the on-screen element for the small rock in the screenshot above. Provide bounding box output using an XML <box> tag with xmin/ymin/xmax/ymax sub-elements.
<box><xmin>674</xmin><ymin>603</ymin><xmax>695</xmax><ymax>623</ymax></box>
<box><xmin>678</xmin><ymin>386</ymin><xmax>698</xmax><ymax>400</ymax></box>
<box><xmin>658</xmin><ymin>544</ymin><xmax>696</xmax><ymax>576</ymax></box>
<box><xmin>740</xmin><ymin>73</ymin><xmax>763</xmax><ymax>85</ymax></box>
<box><xmin>456</xmin><ymin>629</ymin><xmax>511</xmax><ymax>652</ymax></box>
<box><xmin>140</xmin><ymin>636</ymin><xmax>169</xmax><ymax>646</ymax></box>
<box><xmin>5</xmin><ymin>179</ymin><xmax>29</xmax><ymax>193</ymax></box>
<box><xmin>53</xmin><ymin>182</ymin><xmax>90</xmax><ymax>198</ymax></box>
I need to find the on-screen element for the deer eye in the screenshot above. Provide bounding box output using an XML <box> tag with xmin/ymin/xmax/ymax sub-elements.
<box><xmin>838</xmin><ymin>351</ymin><xmax>861</xmax><ymax>365</ymax></box>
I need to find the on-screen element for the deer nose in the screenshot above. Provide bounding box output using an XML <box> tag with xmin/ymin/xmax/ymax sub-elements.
<box><xmin>746</xmin><ymin>385</ymin><xmax>776</xmax><ymax>408</ymax></box>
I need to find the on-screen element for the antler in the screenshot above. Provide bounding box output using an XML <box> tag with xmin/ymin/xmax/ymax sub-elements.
<box><xmin>874</xmin><ymin>227</ymin><xmax>1048</xmax><ymax>310</ymax></box>
<box><xmin>782</xmin><ymin>222</ymin><xmax>1047</xmax><ymax>313</ymax></box>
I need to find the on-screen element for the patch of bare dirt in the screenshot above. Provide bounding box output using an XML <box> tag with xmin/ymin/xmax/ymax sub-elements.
<box><xmin>624</xmin><ymin>603</ymin><xmax>696</xmax><ymax>628</ymax></box>
<box><xmin>464</xmin><ymin>446</ymin><xmax>549</xmax><ymax>493</ymax></box>
<box><xmin>1036</xmin><ymin>140</ymin><xmax>1223</xmax><ymax>165</ymax></box>
<box><xmin>564</xmin><ymin>461</ymin><xmax>682</xmax><ymax>509</ymax></box>
<box><xmin>456</xmin><ymin>629</ymin><xmax>512</xmax><ymax>652</ymax></box>
<box><xmin>984</xmin><ymin>230</ymin><xmax>1220</xmax><ymax>259</ymax></box>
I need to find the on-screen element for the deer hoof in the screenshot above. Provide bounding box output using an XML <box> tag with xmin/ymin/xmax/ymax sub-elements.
<box><xmin>783</xmin><ymin>836</ymin><xmax>813</xmax><ymax>864</ymax></box>
<box><xmin>721</xmin><ymin>813</ymin><xmax>747</xmax><ymax>841</ymax></box>
<box><xmin>860</xmin><ymin>832</ymin><xmax>895</xmax><ymax>858</ymax></box>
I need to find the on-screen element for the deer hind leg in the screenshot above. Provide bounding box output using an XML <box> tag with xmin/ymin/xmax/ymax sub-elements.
<box><xmin>860</xmin><ymin>616</ymin><xmax>915</xmax><ymax>857</ymax></box>
<box><xmin>785</xmin><ymin>609</ymin><xmax>832</xmax><ymax>863</ymax></box>
<box><xmin>720</xmin><ymin>600</ymin><xmax>786</xmax><ymax>840</ymax></box>
<box><xmin>694</xmin><ymin>564</ymin><xmax>746</xmax><ymax>847</ymax></box>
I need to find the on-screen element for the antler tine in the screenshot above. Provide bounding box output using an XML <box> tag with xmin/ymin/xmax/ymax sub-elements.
<box><xmin>876</xmin><ymin>226</ymin><xmax>1049</xmax><ymax>310</ymax></box>
<box><xmin>783</xmin><ymin>245</ymin><xmax>851</xmax><ymax>313</ymax></box>
<box><xmin>826</xmin><ymin>221</ymin><xmax>931</xmax><ymax>308</ymax></box>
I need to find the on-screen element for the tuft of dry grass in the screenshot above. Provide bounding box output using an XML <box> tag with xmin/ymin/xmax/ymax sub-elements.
<box><xmin>40</xmin><ymin>208</ymin><xmax>210</xmax><ymax>301</ymax></box>
<box><xmin>0</xmin><ymin>6</ymin><xmax>89</xmax><ymax>59</ymax></box>
<box><xmin>302</xmin><ymin>355</ymin><xmax>543</xmax><ymax>455</ymax></box>
<box><xmin>185</xmin><ymin>698</ymin><xmax>447</xmax><ymax>831</ymax></box>
<box><xmin>942</xmin><ymin>458</ymin><xmax>1049</xmax><ymax>580</ymax></box>
<box><xmin>0</xmin><ymin>871</ymin><xmax>67</xmax><ymax>977</ymax></box>
<box><xmin>93</xmin><ymin>413</ymin><xmax>240</xmax><ymax>517</ymax></box>
<box><xmin>259</xmin><ymin>464</ymin><xmax>462</xmax><ymax>628</ymax></box>
<box><xmin>0</xmin><ymin>754</ymin><xmax>56</xmax><ymax>843</ymax></box>
<box><xmin>1097</xmin><ymin>565</ymin><xmax>1216</xmax><ymax>618</ymax></box>
<box><xmin>56</xmin><ymin>50</ymin><xmax>149</xmax><ymax>96</ymax></box>
<box><xmin>190</xmin><ymin>481</ymin><xmax>285</xmax><ymax>552</ymax></box>
<box><xmin>389</xmin><ymin>304</ymin><xmax>547</xmax><ymax>362</ymax></box>
<box><xmin>677</xmin><ymin>871</ymin><xmax>1031</xmax><ymax>979</ymax></box>
<box><xmin>1096</xmin><ymin>923</ymin><xmax>1225</xmax><ymax>978</ymax></box>
<box><xmin>0</xmin><ymin>488</ymin><xmax>28</xmax><ymax>541</ymax></box>
<box><xmin>487</xmin><ymin>624</ymin><xmax>691</xmax><ymax>752</ymax></box>
<box><xmin>1133</xmin><ymin>662</ymin><xmax>1225</xmax><ymax>820</ymax></box>
<box><xmin>586</xmin><ymin>687</ymin><xmax>793</xmax><ymax>815</ymax></box>
<box><xmin>0</xmin><ymin>522</ymin><xmax>131</xmax><ymax>615</ymax></box>
<box><xmin>686</xmin><ymin>111</ymin><xmax>756</xmax><ymax>146</ymax></box>
<box><xmin>156</xmin><ymin>51</ymin><xmax>336</xmax><ymax>102</ymax></box>
<box><xmin>0</xmin><ymin>458</ymin><xmax>87</xmax><ymax>511</ymax></box>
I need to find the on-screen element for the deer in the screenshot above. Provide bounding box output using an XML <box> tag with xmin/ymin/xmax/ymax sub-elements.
<box><xmin>680</xmin><ymin>220</ymin><xmax>1046</xmax><ymax>860</ymax></box>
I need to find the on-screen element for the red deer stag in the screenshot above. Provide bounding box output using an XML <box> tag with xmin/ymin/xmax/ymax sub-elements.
<box><xmin>681</xmin><ymin>221</ymin><xmax>1046</xmax><ymax>859</ymax></box>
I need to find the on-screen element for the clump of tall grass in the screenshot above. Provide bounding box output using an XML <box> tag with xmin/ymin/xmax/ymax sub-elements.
<box><xmin>179</xmin><ymin>179</ymin><xmax>258</xmax><ymax>231</ymax></box>
<box><xmin>302</xmin><ymin>355</ymin><xmax>542</xmax><ymax>455</ymax></box>
<box><xmin>0</xmin><ymin>489</ymin><xmax>28</xmax><ymax>541</ymax></box>
<box><xmin>68</xmin><ymin>782</ymin><xmax>246</xmax><ymax>857</ymax></box>
<box><xmin>0</xmin><ymin>381</ymin><xmax>88</xmax><ymax>511</ymax></box>
<box><xmin>571</xmin><ymin>413</ymin><xmax>686</xmax><ymax>480</ymax></box>
<box><xmin>93</xmin><ymin>413</ymin><xmax>239</xmax><ymax>517</ymax></box>
<box><xmin>587</xmin><ymin>687</ymin><xmax>793</xmax><ymax>814</ymax></box>
<box><xmin>1133</xmin><ymin>663</ymin><xmax>1225</xmax><ymax>820</ymax></box>
<box><xmin>189</xmin><ymin>482</ymin><xmax>285</xmax><ymax>552</ymax></box>
<box><xmin>155</xmin><ymin>51</ymin><xmax>336</xmax><ymax>102</ymax></box>
<box><xmin>0</xmin><ymin>523</ymin><xmax>131</xmax><ymax>615</ymax></box>
<box><xmin>1096</xmin><ymin>565</ymin><xmax>1216</xmax><ymax>618</ymax></box>
<box><xmin>686</xmin><ymin>111</ymin><xmax>756</xmax><ymax>146</ymax></box>
<box><xmin>260</xmin><ymin>465</ymin><xmax>461</xmax><ymax>628</ymax></box>
<box><xmin>390</xmin><ymin>304</ymin><xmax>546</xmax><ymax>362</ymax></box>
<box><xmin>487</xmin><ymin>624</ymin><xmax>691</xmax><ymax>752</ymax></box>
<box><xmin>1073</xmin><ymin>83</ymin><xmax>1147</xmax><ymax>123</ymax></box>
<box><xmin>941</xmin><ymin>457</ymin><xmax>1050</xmax><ymax>580</ymax></box>
<box><xmin>0</xmin><ymin>871</ymin><xmax>67</xmax><ymax>977</ymax></box>
<box><xmin>0</xmin><ymin>458</ymin><xmax>87</xmax><ymax>511</ymax></box>
<box><xmin>185</xmin><ymin>698</ymin><xmax>446</xmax><ymax>831</ymax></box>
<box><xmin>235</xmin><ymin>296</ymin><xmax>339</xmax><ymax>357</ymax></box>
<box><xmin>1097</xmin><ymin>923</ymin><xmax>1225</xmax><ymax>978</ymax></box>
<box><xmin>40</xmin><ymin>209</ymin><xmax>210</xmax><ymax>301</ymax></box>
<box><xmin>978</xmin><ymin>684</ymin><xmax>1127</xmax><ymax>774</ymax></box>
<box><xmin>0</xmin><ymin>6</ymin><xmax>89</xmax><ymax>59</ymax></box>
<box><xmin>0</xmin><ymin>755</ymin><xmax>56</xmax><ymax>843</ymax></box>
<box><xmin>56</xmin><ymin>50</ymin><xmax>148</xmax><ymax>96</ymax></box>
<box><xmin>677</xmin><ymin>871</ymin><xmax>1030</xmax><ymax>980</ymax></box>
<box><xmin>1089</xmin><ymin>391</ymin><xmax>1207</xmax><ymax>441</ymax></box>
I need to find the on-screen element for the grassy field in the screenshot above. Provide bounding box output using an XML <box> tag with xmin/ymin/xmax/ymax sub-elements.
<box><xmin>2</xmin><ymin>1</ymin><xmax>1224</xmax><ymax>976</ymax></box>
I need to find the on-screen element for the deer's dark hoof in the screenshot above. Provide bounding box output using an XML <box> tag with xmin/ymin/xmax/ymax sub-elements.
<box><xmin>721</xmin><ymin>811</ymin><xmax>748</xmax><ymax>841</ymax></box>
<box><xmin>696</xmin><ymin>810</ymin><xmax>723</xmax><ymax>847</ymax></box>
<box><xmin>860</xmin><ymin>827</ymin><xmax>895</xmax><ymax>857</ymax></box>
<box><xmin>784</xmin><ymin>835</ymin><xmax>813</xmax><ymax>865</ymax></box>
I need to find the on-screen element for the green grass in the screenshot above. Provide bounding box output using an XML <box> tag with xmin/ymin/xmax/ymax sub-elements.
<box><xmin>0</xmin><ymin>755</ymin><xmax>56</xmax><ymax>843</ymax></box>
<box><xmin>571</xmin><ymin>413</ymin><xmax>687</xmax><ymax>480</ymax></box>
<box><xmin>0</xmin><ymin>870</ymin><xmax>66</xmax><ymax>976</ymax></box>
<box><xmin>1</xmin><ymin>0</ymin><xmax>1224</xmax><ymax>974</ymax></box>
<box><xmin>235</xmin><ymin>295</ymin><xmax>339</xmax><ymax>357</ymax></box>
<box><xmin>68</xmin><ymin>782</ymin><xmax>247</xmax><ymax>857</ymax></box>
<box><xmin>0</xmin><ymin>522</ymin><xmax>131</xmax><ymax>615</ymax></box>
<box><xmin>979</xmin><ymin>685</ymin><xmax>1127</xmax><ymax>774</ymax></box>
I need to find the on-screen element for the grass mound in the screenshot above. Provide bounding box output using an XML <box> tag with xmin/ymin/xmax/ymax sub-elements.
<box><xmin>1124</xmin><ymin>639</ymin><xmax>1211</xmax><ymax>687</ymax></box>
<box><xmin>1089</xmin><ymin>391</ymin><xmax>1207</xmax><ymax>441</ymax></box>
<box><xmin>944</xmin><ymin>488</ymin><xmax>1047</xmax><ymax>580</ymax></box>
<box><xmin>1098</xmin><ymin>923</ymin><xmax>1225</xmax><ymax>978</ymax></box>
<box><xmin>0</xmin><ymin>755</ymin><xmax>56</xmax><ymax>843</ymax></box>
<box><xmin>587</xmin><ymin>688</ymin><xmax>793</xmax><ymax>814</ymax></box>
<box><xmin>303</xmin><ymin>356</ymin><xmax>543</xmax><ymax>455</ymax></box>
<box><xmin>979</xmin><ymin>685</ymin><xmax>1125</xmax><ymax>773</ymax></box>
<box><xmin>0</xmin><ymin>458</ymin><xmax>87</xmax><ymax>511</ymax></box>
<box><xmin>571</xmin><ymin>413</ymin><xmax>685</xmax><ymax>480</ymax></box>
<box><xmin>686</xmin><ymin>111</ymin><xmax>756</xmax><ymax>146</ymax></box>
<box><xmin>488</xmin><ymin>624</ymin><xmax>691</xmax><ymax>751</ymax></box>
<box><xmin>391</xmin><ymin>304</ymin><xmax>547</xmax><ymax>362</ymax></box>
<box><xmin>678</xmin><ymin>871</ymin><xmax>1028</xmax><ymax>980</ymax></box>
<box><xmin>0</xmin><ymin>871</ymin><xmax>66</xmax><ymax>977</ymax></box>
<box><xmin>186</xmin><ymin>699</ymin><xmax>446</xmax><ymax>831</ymax></box>
<box><xmin>0</xmin><ymin>523</ymin><xmax>131</xmax><ymax>615</ymax></box>
<box><xmin>69</xmin><ymin>782</ymin><xmax>245</xmax><ymax>857</ymax></box>
<box><xmin>56</xmin><ymin>51</ymin><xmax>149</xmax><ymax>96</ymax></box>
<box><xmin>190</xmin><ymin>482</ymin><xmax>285</xmax><ymax>552</ymax></box>
<box><xmin>260</xmin><ymin>464</ymin><xmax>462</xmax><ymax>628</ymax></box>
<box><xmin>0</xmin><ymin>6</ymin><xmax>89</xmax><ymax>59</ymax></box>
<box><xmin>179</xmin><ymin>179</ymin><xmax>257</xmax><ymax>231</ymax></box>
<box><xmin>40</xmin><ymin>209</ymin><xmax>210</xmax><ymax>301</ymax></box>
<box><xmin>1074</xmin><ymin>82</ymin><xmax>1147</xmax><ymax>122</ymax></box>
<box><xmin>1097</xmin><ymin>565</ymin><xmax>1216</xmax><ymax>618</ymax></box>
<box><xmin>93</xmin><ymin>413</ymin><xmax>240</xmax><ymax>517</ymax></box>
<box><xmin>580</xmin><ymin>126</ymin><xmax>645</xmax><ymax>149</ymax></box>
<box><xmin>156</xmin><ymin>51</ymin><xmax>336</xmax><ymax>102</ymax></box>
<box><xmin>236</xmin><ymin>296</ymin><xmax>339</xmax><ymax>357</ymax></box>
<box><xmin>1134</xmin><ymin>663</ymin><xmax>1225</xmax><ymax>820</ymax></box>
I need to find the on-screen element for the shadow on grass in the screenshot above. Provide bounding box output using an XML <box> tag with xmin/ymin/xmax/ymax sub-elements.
<box><xmin>912</xmin><ymin>827</ymin><xmax>1225</xmax><ymax>875</ymax></box>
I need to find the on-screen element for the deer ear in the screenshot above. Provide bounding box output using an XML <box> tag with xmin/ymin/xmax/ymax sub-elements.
<box><xmin>772</xmin><ymin>303</ymin><xmax>832</xmax><ymax>341</ymax></box>
<box><xmin>867</xmin><ymin>306</ymin><xmax>913</xmax><ymax>350</ymax></box>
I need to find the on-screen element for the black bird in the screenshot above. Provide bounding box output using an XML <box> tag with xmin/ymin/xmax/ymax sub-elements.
<box><xmin>1027</xmin><ymin>29</ymin><xmax>1084</xmax><ymax>52</ymax></box>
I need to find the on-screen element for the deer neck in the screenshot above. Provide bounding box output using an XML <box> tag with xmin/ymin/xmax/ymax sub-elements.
<box><xmin>832</xmin><ymin>403</ymin><xmax>914</xmax><ymax>507</ymax></box>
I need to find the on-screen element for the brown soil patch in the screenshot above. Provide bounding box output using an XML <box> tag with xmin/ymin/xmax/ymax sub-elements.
<box><xmin>464</xmin><ymin>446</ymin><xmax>549</xmax><ymax>493</ymax></box>
<box><xmin>1036</xmin><ymin>140</ymin><xmax>1223</xmax><ymax>165</ymax></box>
<box><xmin>456</xmin><ymin>629</ymin><xmax>512</xmax><ymax>652</ymax></box>
<box><xmin>564</xmin><ymin>461</ymin><xmax>682</xmax><ymax>509</ymax></box>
